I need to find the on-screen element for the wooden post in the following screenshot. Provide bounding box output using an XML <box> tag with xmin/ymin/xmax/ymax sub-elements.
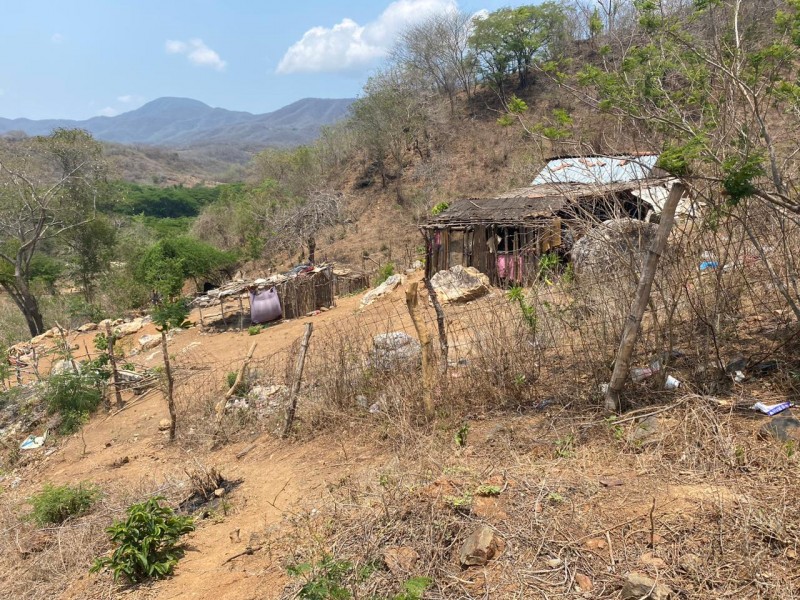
<box><xmin>215</xmin><ymin>341</ymin><xmax>258</xmax><ymax>421</ymax></box>
<box><xmin>220</xmin><ymin>299</ymin><xmax>227</xmax><ymax>330</ymax></box>
<box><xmin>198</xmin><ymin>305</ymin><xmax>205</xmax><ymax>327</ymax></box>
<box><xmin>31</xmin><ymin>347</ymin><xmax>41</xmax><ymax>382</ymax></box>
<box><xmin>282</xmin><ymin>323</ymin><xmax>313</xmax><ymax>438</ymax></box>
<box><xmin>105</xmin><ymin>322</ymin><xmax>124</xmax><ymax>410</ymax></box>
<box><xmin>238</xmin><ymin>294</ymin><xmax>245</xmax><ymax>331</ymax></box>
<box><xmin>604</xmin><ymin>182</ymin><xmax>686</xmax><ymax>412</ymax></box>
<box><xmin>406</xmin><ymin>282</ymin><xmax>435</xmax><ymax>419</ymax></box>
<box><xmin>423</xmin><ymin>276</ymin><xmax>449</xmax><ymax>373</ymax></box>
<box><xmin>55</xmin><ymin>322</ymin><xmax>79</xmax><ymax>373</ymax></box>
<box><xmin>160</xmin><ymin>329</ymin><xmax>177</xmax><ymax>442</ymax></box>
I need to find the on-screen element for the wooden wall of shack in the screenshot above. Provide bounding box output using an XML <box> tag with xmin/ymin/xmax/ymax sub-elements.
<box><xmin>423</xmin><ymin>220</ymin><xmax>562</xmax><ymax>286</ymax></box>
<box><xmin>275</xmin><ymin>267</ymin><xmax>335</xmax><ymax>320</ymax></box>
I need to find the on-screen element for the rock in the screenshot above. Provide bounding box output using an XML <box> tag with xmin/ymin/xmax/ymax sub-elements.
<box><xmin>138</xmin><ymin>334</ymin><xmax>162</xmax><ymax>350</ymax></box>
<box><xmin>371</xmin><ymin>332</ymin><xmax>421</xmax><ymax>370</ymax></box>
<box><xmin>30</xmin><ymin>333</ymin><xmax>48</xmax><ymax>344</ymax></box>
<box><xmin>98</xmin><ymin>319</ymin><xmax>113</xmax><ymax>329</ymax></box>
<box><xmin>640</xmin><ymin>552</ymin><xmax>667</xmax><ymax>568</ymax></box>
<box><xmin>599</xmin><ymin>476</ymin><xmax>624</xmax><ymax>487</ymax></box>
<box><xmin>50</xmin><ymin>359</ymin><xmax>79</xmax><ymax>376</ymax></box>
<box><xmin>158</xmin><ymin>418</ymin><xmax>171</xmax><ymax>431</ymax></box>
<box><xmin>585</xmin><ymin>537</ymin><xmax>607</xmax><ymax>550</ymax></box>
<box><xmin>114</xmin><ymin>319</ymin><xmax>143</xmax><ymax>336</ymax></box>
<box><xmin>430</xmin><ymin>265</ymin><xmax>490</xmax><ymax>303</ymax></box>
<box><xmin>628</xmin><ymin>415</ymin><xmax>660</xmax><ymax>446</ymax></box>
<box><xmin>44</xmin><ymin>327</ymin><xmax>59</xmax><ymax>338</ymax></box>
<box><xmin>621</xmin><ymin>572</ymin><xmax>672</xmax><ymax>600</ymax></box>
<box><xmin>214</xmin><ymin>487</ymin><xmax>225</xmax><ymax>497</ymax></box>
<box><xmin>575</xmin><ymin>573</ymin><xmax>593</xmax><ymax>592</ymax></box>
<box><xmin>411</xmin><ymin>260</ymin><xmax>424</xmax><ymax>270</ymax></box>
<box><xmin>759</xmin><ymin>416</ymin><xmax>800</xmax><ymax>443</ymax></box>
<box><xmin>360</xmin><ymin>274</ymin><xmax>404</xmax><ymax>307</ymax></box>
<box><xmin>383</xmin><ymin>546</ymin><xmax>419</xmax><ymax>575</ymax></box>
<box><xmin>459</xmin><ymin>524</ymin><xmax>503</xmax><ymax>567</ymax></box>
<box><xmin>571</xmin><ymin>218</ymin><xmax>659</xmax><ymax>279</ymax></box>
<box><xmin>77</xmin><ymin>322</ymin><xmax>98</xmax><ymax>333</ymax></box>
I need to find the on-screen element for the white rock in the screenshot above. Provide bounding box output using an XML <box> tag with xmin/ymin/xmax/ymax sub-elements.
<box><xmin>430</xmin><ymin>265</ymin><xmax>490</xmax><ymax>303</ymax></box>
<box><xmin>360</xmin><ymin>274</ymin><xmax>404</xmax><ymax>307</ymax></box>
<box><xmin>138</xmin><ymin>334</ymin><xmax>162</xmax><ymax>350</ymax></box>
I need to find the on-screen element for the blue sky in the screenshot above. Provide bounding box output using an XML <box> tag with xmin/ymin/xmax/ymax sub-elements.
<box><xmin>1</xmin><ymin>0</ymin><xmax>529</xmax><ymax>120</ymax></box>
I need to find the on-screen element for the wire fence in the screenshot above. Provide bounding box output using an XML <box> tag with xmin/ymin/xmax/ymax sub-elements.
<box><xmin>174</xmin><ymin>199</ymin><xmax>800</xmax><ymax>441</ymax></box>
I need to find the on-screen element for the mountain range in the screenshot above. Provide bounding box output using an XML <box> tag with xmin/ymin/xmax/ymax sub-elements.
<box><xmin>0</xmin><ymin>97</ymin><xmax>355</xmax><ymax>148</ymax></box>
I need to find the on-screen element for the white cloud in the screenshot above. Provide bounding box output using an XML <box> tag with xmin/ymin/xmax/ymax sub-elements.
<box><xmin>117</xmin><ymin>94</ymin><xmax>143</xmax><ymax>104</ymax></box>
<box><xmin>51</xmin><ymin>33</ymin><xmax>64</xmax><ymax>44</ymax></box>
<box><xmin>97</xmin><ymin>107</ymin><xmax>118</xmax><ymax>117</ymax></box>
<box><xmin>277</xmin><ymin>0</ymin><xmax>457</xmax><ymax>74</ymax></box>
<box><xmin>166</xmin><ymin>38</ymin><xmax>226</xmax><ymax>70</ymax></box>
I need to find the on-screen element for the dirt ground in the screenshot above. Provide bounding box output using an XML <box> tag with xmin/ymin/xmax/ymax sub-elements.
<box><xmin>2</xmin><ymin>277</ymin><xmax>800</xmax><ymax>599</ymax></box>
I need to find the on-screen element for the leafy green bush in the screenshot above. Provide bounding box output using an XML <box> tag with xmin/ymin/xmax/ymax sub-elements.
<box><xmin>91</xmin><ymin>496</ymin><xmax>194</xmax><ymax>583</ymax></box>
<box><xmin>288</xmin><ymin>554</ymin><xmax>431</xmax><ymax>600</ymax></box>
<box><xmin>430</xmin><ymin>202</ymin><xmax>449</xmax><ymax>216</ymax></box>
<box><xmin>247</xmin><ymin>325</ymin><xmax>262</xmax><ymax>336</ymax></box>
<box><xmin>29</xmin><ymin>482</ymin><xmax>100</xmax><ymax>525</ymax></box>
<box><xmin>375</xmin><ymin>262</ymin><xmax>395</xmax><ymax>286</ymax></box>
<box><xmin>45</xmin><ymin>371</ymin><xmax>104</xmax><ymax>434</ymax></box>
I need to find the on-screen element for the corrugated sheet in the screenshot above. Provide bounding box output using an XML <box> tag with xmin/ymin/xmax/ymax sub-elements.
<box><xmin>531</xmin><ymin>154</ymin><xmax>659</xmax><ymax>185</ymax></box>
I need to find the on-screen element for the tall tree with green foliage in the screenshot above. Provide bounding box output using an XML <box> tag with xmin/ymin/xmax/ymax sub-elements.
<box><xmin>470</xmin><ymin>3</ymin><xmax>569</xmax><ymax>94</ymax></box>
<box><xmin>66</xmin><ymin>216</ymin><xmax>117</xmax><ymax>303</ymax></box>
<box><xmin>0</xmin><ymin>129</ymin><xmax>106</xmax><ymax>336</ymax></box>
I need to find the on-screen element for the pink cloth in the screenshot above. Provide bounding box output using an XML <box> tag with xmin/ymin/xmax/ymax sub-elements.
<box><xmin>497</xmin><ymin>254</ymin><xmax>523</xmax><ymax>281</ymax></box>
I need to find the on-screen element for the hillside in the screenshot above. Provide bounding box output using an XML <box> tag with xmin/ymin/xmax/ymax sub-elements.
<box><xmin>0</xmin><ymin>97</ymin><xmax>354</xmax><ymax>148</ymax></box>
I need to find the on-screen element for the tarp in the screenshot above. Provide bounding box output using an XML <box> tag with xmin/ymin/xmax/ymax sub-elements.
<box><xmin>250</xmin><ymin>288</ymin><xmax>282</xmax><ymax>324</ymax></box>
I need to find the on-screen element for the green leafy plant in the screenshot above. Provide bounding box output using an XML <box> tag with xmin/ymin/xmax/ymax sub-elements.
<box><xmin>604</xmin><ymin>416</ymin><xmax>625</xmax><ymax>441</ymax></box>
<box><xmin>454</xmin><ymin>422</ymin><xmax>470</xmax><ymax>447</ymax></box>
<box><xmin>29</xmin><ymin>482</ymin><xmax>100</xmax><ymax>525</ymax></box>
<box><xmin>475</xmin><ymin>484</ymin><xmax>502</xmax><ymax>497</ymax></box>
<box><xmin>287</xmin><ymin>554</ymin><xmax>355</xmax><ymax>600</ymax></box>
<box><xmin>91</xmin><ymin>496</ymin><xmax>194</xmax><ymax>583</ymax></box>
<box><xmin>45</xmin><ymin>371</ymin><xmax>104</xmax><ymax>434</ymax></box>
<box><xmin>445</xmin><ymin>492</ymin><xmax>473</xmax><ymax>513</ymax></box>
<box><xmin>554</xmin><ymin>434</ymin><xmax>575</xmax><ymax>458</ymax></box>
<box><xmin>430</xmin><ymin>202</ymin><xmax>450</xmax><ymax>215</ymax></box>
<box><xmin>247</xmin><ymin>325</ymin><xmax>262</xmax><ymax>336</ymax></box>
<box><xmin>393</xmin><ymin>576</ymin><xmax>432</xmax><ymax>600</ymax></box>
<box><xmin>507</xmin><ymin>286</ymin><xmax>537</xmax><ymax>331</ymax></box>
<box><xmin>375</xmin><ymin>262</ymin><xmax>395</xmax><ymax>286</ymax></box>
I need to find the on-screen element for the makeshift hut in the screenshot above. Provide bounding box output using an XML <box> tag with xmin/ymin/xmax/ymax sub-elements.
<box><xmin>422</xmin><ymin>154</ymin><xmax>691</xmax><ymax>286</ymax></box>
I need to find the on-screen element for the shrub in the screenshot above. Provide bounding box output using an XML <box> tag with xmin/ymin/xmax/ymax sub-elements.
<box><xmin>29</xmin><ymin>482</ymin><xmax>100</xmax><ymax>525</ymax></box>
<box><xmin>375</xmin><ymin>262</ymin><xmax>395</xmax><ymax>286</ymax></box>
<box><xmin>91</xmin><ymin>496</ymin><xmax>194</xmax><ymax>583</ymax></box>
<box><xmin>45</xmin><ymin>372</ymin><xmax>104</xmax><ymax>434</ymax></box>
<box><xmin>247</xmin><ymin>325</ymin><xmax>262</xmax><ymax>336</ymax></box>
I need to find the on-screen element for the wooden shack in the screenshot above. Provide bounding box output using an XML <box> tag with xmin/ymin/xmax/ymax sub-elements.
<box><xmin>422</xmin><ymin>179</ymin><xmax>670</xmax><ymax>286</ymax></box>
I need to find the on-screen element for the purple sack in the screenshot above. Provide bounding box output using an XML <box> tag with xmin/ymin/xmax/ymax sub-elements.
<box><xmin>249</xmin><ymin>287</ymin><xmax>282</xmax><ymax>324</ymax></box>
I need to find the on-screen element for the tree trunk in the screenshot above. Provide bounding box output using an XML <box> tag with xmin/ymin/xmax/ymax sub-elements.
<box><xmin>604</xmin><ymin>182</ymin><xmax>685</xmax><ymax>412</ymax></box>
<box><xmin>308</xmin><ymin>236</ymin><xmax>316</xmax><ymax>265</ymax></box>
<box><xmin>160</xmin><ymin>330</ymin><xmax>177</xmax><ymax>442</ymax></box>
<box><xmin>106</xmin><ymin>322</ymin><xmax>124</xmax><ymax>410</ymax></box>
<box><xmin>3</xmin><ymin>277</ymin><xmax>45</xmax><ymax>336</ymax></box>
<box><xmin>406</xmin><ymin>282</ymin><xmax>435</xmax><ymax>420</ymax></box>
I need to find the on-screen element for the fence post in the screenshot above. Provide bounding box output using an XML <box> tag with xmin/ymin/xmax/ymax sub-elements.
<box><xmin>422</xmin><ymin>277</ymin><xmax>449</xmax><ymax>373</ymax></box>
<box><xmin>605</xmin><ymin>182</ymin><xmax>686</xmax><ymax>412</ymax></box>
<box><xmin>406</xmin><ymin>282</ymin><xmax>435</xmax><ymax>419</ymax></box>
<box><xmin>105</xmin><ymin>322</ymin><xmax>124</xmax><ymax>410</ymax></box>
<box><xmin>282</xmin><ymin>323</ymin><xmax>313</xmax><ymax>438</ymax></box>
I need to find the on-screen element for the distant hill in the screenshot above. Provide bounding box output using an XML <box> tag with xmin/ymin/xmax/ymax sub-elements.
<box><xmin>0</xmin><ymin>97</ymin><xmax>354</xmax><ymax>148</ymax></box>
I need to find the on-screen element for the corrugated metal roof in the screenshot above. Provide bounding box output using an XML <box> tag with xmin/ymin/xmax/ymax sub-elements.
<box><xmin>531</xmin><ymin>154</ymin><xmax>659</xmax><ymax>185</ymax></box>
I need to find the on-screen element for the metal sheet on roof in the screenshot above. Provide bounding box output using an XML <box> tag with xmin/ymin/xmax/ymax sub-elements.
<box><xmin>532</xmin><ymin>154</ymin><xmax>659</xmax><ymax>185</ymax></box>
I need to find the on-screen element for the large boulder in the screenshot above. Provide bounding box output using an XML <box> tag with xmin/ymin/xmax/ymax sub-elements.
<box><xmin>430</xmin><ymin>266</ymin><xmax>490</xmax><ymax>303</ymax></box>
<box><xmin>372</xmin><ymin>332</ymin><xmax>421</xmax><ymax>370</ymax></box>
<box><xmin>360</xmin><ymin>274</ymin><xmax>404</xmax><ymax>307</ymax></box>
<box><xmin>50</xmin><ymin>359</ymin><xmax>80</xmax><ymax>377</ymax></box>
<box><xmin>114</xmin><ymin>318</ymin><xmax>144</xmax><ymax>336</ymax></box>
<box><xmin>571</xmin><ymin>218</ymin><xmax>658</xmax><ymax>278</ymax></box>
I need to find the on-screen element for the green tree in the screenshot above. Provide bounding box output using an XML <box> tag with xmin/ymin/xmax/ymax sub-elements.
<box><xmin>0</xmin><ymin>129</ymin><xmax>106</xmax><ymax>336</ymax></box>
<box><xmin>66</xmin><ymin>216</ymin><xmax>117</xmax><ymax>303</ymax></box>
<box><xmin>470</xmin><ymin>3</ymin><xmax>569</xmax><ymax>94</ymax></box>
